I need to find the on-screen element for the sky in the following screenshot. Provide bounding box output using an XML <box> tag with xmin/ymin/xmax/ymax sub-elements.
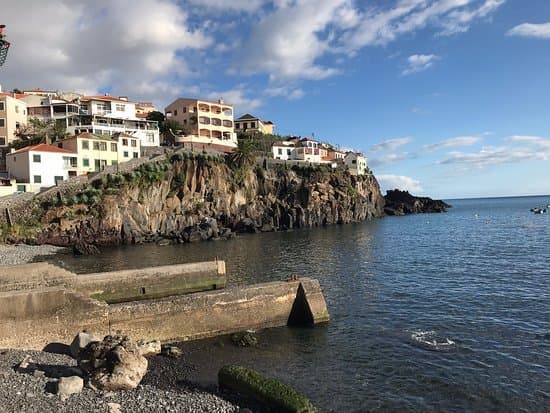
<box><xmin>1</xmin><ymin>0</ymin><xmax>549</xmax><ymax>199</ymax></box>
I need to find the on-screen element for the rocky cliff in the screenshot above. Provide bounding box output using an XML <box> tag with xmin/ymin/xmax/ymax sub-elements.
<box><xmin>16</xmin><ymin>154</ymin><xmax>384</xmax><ymax>247</ymax></box>
<box><xmin>383</xmin><ymin>189</ymin><xmax>450</xmax><ymax>215</ymax></box>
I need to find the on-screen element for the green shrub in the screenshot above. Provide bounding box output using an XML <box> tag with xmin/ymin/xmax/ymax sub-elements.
<box><xmin>218</xmin><ymin>365</ymin><xmax>315</xmax><ymax>413</ymax></box>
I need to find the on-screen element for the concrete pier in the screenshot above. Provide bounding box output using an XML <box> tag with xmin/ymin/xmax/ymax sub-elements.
<box><xmin>0</xmin><ymin>262</ymin><xmax>329</xmax><ymax>349</ymax></box>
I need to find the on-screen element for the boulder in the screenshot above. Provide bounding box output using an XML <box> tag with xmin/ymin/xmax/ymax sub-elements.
<box><xmin>70</xmin><ymin>331</ymin><xmax>101</xmax><ymax>359</ymax></box>
<box><xmin>73</xmin><ymin>240</ymin><xmax>100</xmax><ymax>255</ymax></box>
<box><xmin>137</xmin><ymin>340</ymin><xmax>162</xmax><ymax>357</ymax></box>
<box><xmin>77</xmin><ymin>335</ymin><xmax>148</xmax><ymax>391</ymax></box>
<box><xmin>57</xmin><ymin>376</ymin><xmax>83</xmax><ymax>400</ymax></box>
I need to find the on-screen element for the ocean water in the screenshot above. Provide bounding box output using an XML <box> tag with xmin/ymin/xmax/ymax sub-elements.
<box><xmin>55</xmin><ymin>196</ymin><xmax>550</xmax><ymax>412</ymax></box>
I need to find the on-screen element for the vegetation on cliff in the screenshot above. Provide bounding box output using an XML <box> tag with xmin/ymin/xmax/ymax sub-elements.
<box><xmin>0</xmin><ymin>151</ymin><xmax>384</xmax><ymax>246</ymax></box>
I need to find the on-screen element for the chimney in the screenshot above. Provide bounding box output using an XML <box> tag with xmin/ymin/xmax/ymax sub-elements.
<box><xmin>218</xmin><ymin>98</ymin><xmax>224</xmax><ymax>104</ymax></box>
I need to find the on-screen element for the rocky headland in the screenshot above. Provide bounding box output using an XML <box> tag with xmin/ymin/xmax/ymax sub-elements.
<box><xmin>383</xmin><ymin>189</ymin><xmax>451</xmax><ymax>216</ymax></box>
<box><xmin>0</xmin><ymin>152</ymin><xmax>385</xmax><ymax>249</ymax></box>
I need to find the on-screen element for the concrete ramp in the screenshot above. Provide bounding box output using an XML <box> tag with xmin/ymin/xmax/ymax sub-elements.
<box><xmin>0</xmin><ymin>261</ymin><xmax>329</xmax><ymax>350</ymax></box>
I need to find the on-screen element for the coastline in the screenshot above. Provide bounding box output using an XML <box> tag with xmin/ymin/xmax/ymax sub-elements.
<box><xmin>0</xmin><ymin>244</ymin><xmax>68</xmax><ymax>266</ymax></box>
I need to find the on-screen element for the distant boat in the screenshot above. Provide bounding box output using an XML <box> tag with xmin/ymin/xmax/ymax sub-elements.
<box><xmin>530</xmin><ymin>208</ymin><xmax>546</xmax><ymax>214</ymax></box>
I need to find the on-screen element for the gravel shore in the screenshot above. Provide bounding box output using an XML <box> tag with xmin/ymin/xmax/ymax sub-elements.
<box><xmin>0</xmin><ymin>347</ymin><xmax>241</xmax><ymax>413</ymax></box>
<box><xmin>0</xmin><ymin>244</ymin><xmax>67</xmax><ymax>266</ymax></box>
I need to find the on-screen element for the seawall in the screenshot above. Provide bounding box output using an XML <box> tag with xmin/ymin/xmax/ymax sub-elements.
<box><xmin>0</xmin><ymin>263</ymin><xmax>329</xmax><ymax>350</ymax></box>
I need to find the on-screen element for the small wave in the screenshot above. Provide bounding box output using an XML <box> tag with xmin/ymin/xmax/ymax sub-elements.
<box><xmin>409</xmin><ymin>330</ymin><xmax>458</xmax><ymax>352</ymax></box>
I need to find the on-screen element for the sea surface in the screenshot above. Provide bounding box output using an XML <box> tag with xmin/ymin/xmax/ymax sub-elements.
<box><xmin>53</xmin><ymin>195</ymin><xmax>550</xmax><ymax>412</ymax></box>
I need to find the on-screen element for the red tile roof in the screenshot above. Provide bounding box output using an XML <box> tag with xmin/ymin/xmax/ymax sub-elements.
<box><xmin>12</xmin><ymin>144</ymin><xmax>77</xmax><ymax>155</ymax></box>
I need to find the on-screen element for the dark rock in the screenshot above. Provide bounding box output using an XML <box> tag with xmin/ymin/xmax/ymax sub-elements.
<box><xmin>72</xmin><ymin>240</ymin><xmax>100</xmax><ymax>255</ymax></box>
<box><xmin>384</xmin><ymin>189</ymin><xmax>450</xmax><ymax>215</ymax></box>
<box><xmin>231</xmin><ymin>331</ymin><xmax>258</xmax><ymax>347</ymax></box>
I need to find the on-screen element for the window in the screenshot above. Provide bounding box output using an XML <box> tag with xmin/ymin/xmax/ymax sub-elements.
<box><xmin>93</xmin><ymin>142</ymin><xmax>100</xmax><ymax>150</ymax></box>
<box><xmin>146</xmin><ymin>133</ymin><xmax>154</xmax><ymax>142</ymax></box>
<box><xmin>235</xmin><ymin>123</ymin><xmax>240</xmax><ymax>129</ymax></box>
<box><xmin>111</xmin><ymin>143</ymin><xmax>117</xmax><ymax>152</ymax></box>
<box><xmin>123</xmin><ymin>151</ymin><xmax>129</xmax><ymax>158</ymax></box>
<box><xmin>183</xmin><ymin>107</ymin><xmax>186</xmax><ymax>113</ymax></box>
<box><xmin>278</xmin><ymin>148</ymin><xmax>282</xmax><ymax>155</ymax></box>
<box><xmin>287</xmin><ymin>149</ymin><xmax>291</xmax><ymax>156</ymax></box>
<box><xmin>54</xmin><ymin>176</ymin><xmax>63</xmax><ymax>183</ymax></box>
<box><xmin>33</xmin><ymin>175</ymin><xmax>42</xmax><ymax>184</ymax></box>
<box><xmin>0</xmin><ymin>137</ymin><xmax>5</xmax><ymax>146</ymax></box>
<box><xmin>111</xmin><ymin>160</ymin><xmax>118</xmax><ymax>165</ymax></box>
<box><xmin>122</xmin><ymin>138</ymin><xmax>128</xmax><ymax>146</ymax></box>
<box><xmin>133</xmin><ymin>152</ymin><xmax>139</xmax><ymax>158</ymax></box>
<box><xmin>83</xmin><ymin>158</ymin><xmax>90</xmax><ymax>167</ymax></box>
<box><xmin>0</xmin><ymin>119</ymin><xmax>5</xmax><ymax>127</ymax></box>
<box><xmin>15</xmin><ymin>106</ymin><xmax>19</xmax><ymax>113</ymax></box>
<box><xmin>115</xmin><ymin>104</ymin><xmax>125</xmax><ymax>111</ymax></box>
<box><xmin>131</xmin><ymin>140</ymin><xmax>137</xmax><ymax>147</ymax></box>
<box><xmin>82</xmin><ymin>140</ymin><xmax>89</xmax><ymax>150</ymax></box>
<box><xmin>174</xmin><ymin>110</ymin><xmax>178</xmax><ymax>116</ymax></box>
<box><xmin>251</xmin><ymin>122</ymin><xmax>256</xmax><ymax>128</ymax></box>
<box><xmin>352</xmin><ymin>160</ymin><xmax>357</xmax><ymax>164</ymax></box>
<box><xmin>33</xmin><ymin>154</ymin><xmax>41</xmax><ymax>163</ymax></box>
<box><xmin>100</xmin><ymin>142</ymin><xmax>107</xmax><ymax>151</ymax></box>
<box><xmin>0</xmin><ymin>102</ymin><xmax>4</xmax><ymax>111</ymax></box>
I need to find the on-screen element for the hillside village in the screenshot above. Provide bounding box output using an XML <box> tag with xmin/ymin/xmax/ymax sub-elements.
<box><xmin>0</xmin><ymin>87</ymin><xmax>369</xmax><ymax>197</ymax></box>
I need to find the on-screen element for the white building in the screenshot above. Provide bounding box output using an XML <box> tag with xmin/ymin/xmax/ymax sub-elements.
<box><xmin>272</xmin><ymin>138</ymin><xmax>321</xmax><ymax>163</ymax></box>
<box><xmin>344</xmin><ymin>152</ymin><xmax>368</xmax><ymax>176</ymax></box>
<box><xmin>20</xmin><ymin>94</ymin><xmax>80</xmax><ymax>130</ymax></box>
<box><xmin>6</xmin><ymin>143</ymin><xmax>78</xmax><ymax>189</ymax></box>
<box><xmin>69</xmin><ymin>95</ymin><xmax>160</xmax><ymax>147</ymax></box>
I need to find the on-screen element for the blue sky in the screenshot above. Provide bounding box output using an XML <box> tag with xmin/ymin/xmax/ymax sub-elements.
<box><xmin>1</xmin><ymin>0</ymin><xmax>550</xmax><ymax>198</ymax></box>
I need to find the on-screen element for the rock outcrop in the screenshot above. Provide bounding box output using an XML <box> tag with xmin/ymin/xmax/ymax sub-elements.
<box><xmin>77</xmin><ymin>335</ymin><xmax>148</xmax><ymax>391</ymax></box>
<box><xmin>24</xmin><ymin>156</ymin><xmax>384</xmax><ymax>246</ymax></box>
<box><xmin>384</xmin><ymin>189</ymin><xmax>450</xmax><ymax>215</ymax></box>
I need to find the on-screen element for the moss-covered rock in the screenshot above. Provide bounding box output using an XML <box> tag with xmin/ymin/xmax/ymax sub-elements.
<box><xmin>218</xmin><ymin>365</ymin><xmax>315</xmax><ymax>413</ymax></box>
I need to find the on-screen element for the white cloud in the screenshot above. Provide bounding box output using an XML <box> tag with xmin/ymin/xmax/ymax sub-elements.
<box><xmin>370</xmin><ymin>152</ymin><xmax>417</xmax><ymax>167</ymax></box>
<box><xmin>438</xmin><ymin>145</ymin><xmax>550</xmax><ymax>167</ymax></box>
<box><xmin>265</xmin><ymin>86</ymin><xmax>305</xmax><ymax>100</ymax></box>
<box><xmin>377</xmin><ymin>174</ymin><xmax>423</xmax><ymax>193</ymax></box>
<box><xmin>439</xmin><ymin>0</ymin><xmax>506</xmax><ymax>35</ymax></box>
<box><xmin>509</xmin><ymin>135</ymin><xmax>550</xmax><ymax>148</ymax></box>
<box><xmin>402</xmin><ymin>54</ymin><xmax>439</xmax><ymax>75</ymax></box>
<box><xmin>370</xmin><ymin>137</ymin><xmax>413</xmax><ymax>152</ymax></box>
<box><xmin>236</xmin><ymin>0</ymin><xmax>351</xmax><ymax>81</ymax></box>
<box><xmin>186</xmin><ymin>0</ymin><xmax>266</xmax><ymax>12</ymax></box>
<box><xmin>423</xmin><ymin>135</ymin><xmax>481</xmax><ymax>152</ymax></box>
<box><xmin>507</xmin><ymin>22</ymin><xmax>550</xmax><ymax>39</ymax></box>
<box><xmin>206</xmin><ymin>88</ymin><xmax>262</xmax><ymax>113</ymax></box>
<box><xmin>0</xmin><ymin>0</ymin><xmax>210</xmax><ymax>106</ymax></box>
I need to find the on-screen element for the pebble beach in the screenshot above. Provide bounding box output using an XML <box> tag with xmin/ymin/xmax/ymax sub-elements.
<box><xmin>0</xmin><ymin>244</ymin><xmax>66</xmax><ymax>266</ymax></box>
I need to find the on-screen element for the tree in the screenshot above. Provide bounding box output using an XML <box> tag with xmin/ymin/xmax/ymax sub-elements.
<box><xmin>11</xmin><ymin>117</ymin><xmax>67</xmax><ymax>149</ymax></box>
<box><xmin>146</xmin><ymin>110</ymin><xmax>165</xmax><ymax>124</ymax></box>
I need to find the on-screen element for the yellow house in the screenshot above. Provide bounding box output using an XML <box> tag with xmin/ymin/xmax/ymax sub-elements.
<box><xmin>59</xmin><ymin>132</ymin><xmax>141</xmax><ymax>174</ymax></box>
<box><xmin>235</xmin><ymin>114</ymin><xmax>275</xmax><ymax>134</ymax></box>
<box><xmin>0</xmin><ymin>93</ymin><xmax>27</xmax><ymax>148</ymax></box>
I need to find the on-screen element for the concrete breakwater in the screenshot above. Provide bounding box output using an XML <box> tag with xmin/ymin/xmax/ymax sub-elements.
<box><xmin>0</xmin><ymin>261</ymin><xmax>329</xmax><ymax>349</ymax></box>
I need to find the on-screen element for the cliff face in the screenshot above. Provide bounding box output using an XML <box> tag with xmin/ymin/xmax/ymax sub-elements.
<box><xmin>33</xmin><ymin>157</ymin><xmax>384</xmax><ymax>246</ymax></box>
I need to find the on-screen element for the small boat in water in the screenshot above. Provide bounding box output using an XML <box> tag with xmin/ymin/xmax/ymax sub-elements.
<box><xmin>530</xmin><ymin>207</ymin><xmax>546</xmax><ymax>214</ymax></box>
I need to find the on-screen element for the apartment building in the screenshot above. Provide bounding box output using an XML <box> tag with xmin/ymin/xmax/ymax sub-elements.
<box><xmin>20</xmin><ymin>94</ymin><xmax>80</xmax><ymax>130</ymax></box>
<box><xmin>59</xmin><ymin>132</ymin><xmax>140</xmax><ymax>174</ymax></box>
<box><xmin>235</xmin><ymin>114</ymin><xmax>275</xmax><ymax>134</ymax></box>
<box><xmin>0</xmin><ymin>93</ymin><xmax>27</xmax><ymax>148</ymax></box>
<box><xmin>68</xmin><ymin>95</ymin><xmax>160</xmax><ymax>147</ymax></box>
<box><xmin>6</xmin><ymin>143</ymin><xmax>77</xmax><ymax>189</ymax></box>
<box><xmin>164</xmin><ymin>98</ymin><xmax>237</xmax><ymax>150</ymax></box>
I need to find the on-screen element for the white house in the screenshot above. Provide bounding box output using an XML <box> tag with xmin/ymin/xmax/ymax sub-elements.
<box><xmin>69</xmin><ymin>95</ymin><xmax>160</xmax><ymax>147</ymax></box>
<box><xmin>6</xmin><ymin>144</ymin><xmax>78</xmax><ymax>190</ymax></box>
<box><xmin>272</xmin><ymin>138</ymin><xmax>321</xmax><ymax>163</ymax></box>
<box><xmin>344</xmin><ymin>152</ymin><xmax>368</xmax><ymax>176</ymax></box>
